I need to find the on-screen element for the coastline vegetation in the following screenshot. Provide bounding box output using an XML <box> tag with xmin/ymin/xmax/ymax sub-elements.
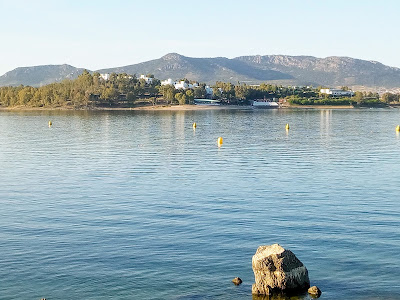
<box><xmin>0</xmin><ymin>71</ymin><xmax>398</xmax><ymax>109</ymax></box>
<box><xmin>287</xmin><ymin>94</ymin><xmax>385</xmax><ymax>107</ymax></box>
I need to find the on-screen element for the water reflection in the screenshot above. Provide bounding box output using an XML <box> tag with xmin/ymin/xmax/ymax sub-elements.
<box><xmin>320</xmin><ymin>109</ymin><xmax>332</xmax><ymax>137</ymax></box>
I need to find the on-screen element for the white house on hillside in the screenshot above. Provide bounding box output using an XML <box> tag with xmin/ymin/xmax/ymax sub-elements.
<box><xmin>139</xmin><ymin>75</ymin><xmax>153</xmax><ymax>84</ymax></box>
<box><xmin>161</xmin><ymin>78</ymin><xmax>199</xmax><ymax>90</ymax></box>
<box><xmin>100</xmin><ymin>73</ymin><xmax>110</xmax><ymax>81</ymax></box>
<box><xmin>161</xmin><ymin>78</ymin><xmax>174</xmax><ymax>86</ymax></box>
<box><xmin>174</xmin><ymin>81</ymin><xmax>189</xmax><ymax>90</ymax></box>
<box><xmin>320</xmin><ymin>88</ymin><xmax>354</xmax><ymax>97</ymax></box>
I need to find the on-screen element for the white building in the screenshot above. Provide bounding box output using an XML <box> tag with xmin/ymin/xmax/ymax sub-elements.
<box><xmin>139</xmin><ymin>75</ymin><xmax>153</xmax><ymax>84</ymax></box>
<box><xmin>174</xmin><ymin>81</ymin><xmax>189</xmax><ymax>90</ymax></box>
<box><xmin>161</xmin><ymin>78</ymin><xmax>174</xmax><ymax>86</ymax></box>
<box><xmin>100</xmin><ymin>73</ymin><xmax>110</xmax><ymax>81</ymax></box>
<box><xmin>161</xmin><ymin>78</ymin><xmax>199</xmax><ymax>90</ymax></box>
<box><xmin>320</xmin><ymin>89</ymin><xmax>354</xmax><ymax>97</ymax></box>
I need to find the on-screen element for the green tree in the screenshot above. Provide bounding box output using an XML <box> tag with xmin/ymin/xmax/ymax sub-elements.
<box><xmin>126</xmin><ymin>91</ymin><xmax>137</xmax><ymax>104</ymax></box>
<box><xmin>185</xmin><ymin>89</ymin><xmax>194</xmax><ymax>104</ymax></box>
<box><xmin>213</xmin><ymin>87</ymin><xmax>222</xmax><ymax>99</ymax></box>
<box><xmin>159</xmin><ymin>85</ymin><xmax>176</xmax><ymax>104</ymax></box>
<box><xmin>101</xmin><ymin>87</ymin><xmax>119</xmax><ymax>101</ymax></box>
<box><xmin>234</xmin><ymin>85</ymin><xmax>249</xmax><ymax>100</ymax></box>
<box><xmin>193</xmin><ymin>86</ymin><xmax>206</xmax><ymax>99</ymax></box>
<box><xmin>381</xmin><ymin>92</ymin><xmax>396</xmax><ymax>103</ymax></box>
<box><xmin>354</xmin><ymin>91</ymin><xmax>364</xmax><ymax>105</ymax></box>
<box><xmin>175</xmin><ymin>92</ymin><xmax>187</xmax><ymax>105</ymax></box>
<box><xmin>17</xmin><ymin>87</ymin><xmax>34</xmax><ymax>105</ymax></box>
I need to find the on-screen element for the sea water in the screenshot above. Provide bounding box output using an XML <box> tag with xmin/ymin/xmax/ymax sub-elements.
<box><xmin>0</xmin><ymin>108</ymin><xmax>399</xmax><ymax>300</ymax></box>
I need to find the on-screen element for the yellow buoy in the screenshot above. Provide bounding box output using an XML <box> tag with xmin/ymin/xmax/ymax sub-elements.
<box><xmin>193</xmin><ymin>122</ymin><xmax>197</xmax><ymax>129</ymax></box>
<box><xmin>48</xmin><ymin>121</ymin><xmax>52</xmax><ymax>127</ymax></box>
<box><xmin>285</xmin><ymin>123</ymin><xmax>290</xmax><ymax>130</ymax></box>
<box><xmin>396</xmin><ymin>125</ymin><xmax>400</xmax><ymax>132</ymax></box>
<box><xmin>217</xmin><ymin>137</ymin><xmax>223</xmax><ymax>147</ymax></box>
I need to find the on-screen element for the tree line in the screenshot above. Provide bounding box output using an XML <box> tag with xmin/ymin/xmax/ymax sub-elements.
<box><xmin>287</xmin><ymin>90</ymin><xmax>398</xmax><ymax>107</ymax></box>
<box><xmin>0</xmin><ymin>70</ymin><xmax>399</xmax><ymax>108</ymax></box>
<box><xmin>0</xmin><ymin>71</ymin><xmax>162</xmax><ymax>108</ymax></box>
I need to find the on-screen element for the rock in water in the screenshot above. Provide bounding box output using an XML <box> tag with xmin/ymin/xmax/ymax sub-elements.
<box><xmin>252</xmin><ymin>244</ymin><xmax>310</xmax><ymax>295</ymax></box>
<box><xmin>308</xmin><ymin>285</ymin><xmax>322</xmax><ymax>298</ymax></box>
<box><xmin>232</xmin><ymin>277</ymin><xmax>243</xmax><ymax>285</ymax></box>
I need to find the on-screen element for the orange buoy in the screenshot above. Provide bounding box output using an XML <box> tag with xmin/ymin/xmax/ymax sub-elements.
<box><xmin>217</xmin><ymin>137</ymin><xmax>223</xmax><ymax>147</ymax></box>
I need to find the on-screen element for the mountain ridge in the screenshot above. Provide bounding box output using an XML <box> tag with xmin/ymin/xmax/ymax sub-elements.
<box><xmin>1</xmin><ymin>54</ymin><xmax>400</xmax><ymax>88</ymax></box>
<box><xmin>0</xmin><ymin>64</ymin><xmax>88</xmax><ymax>87</ymax></box>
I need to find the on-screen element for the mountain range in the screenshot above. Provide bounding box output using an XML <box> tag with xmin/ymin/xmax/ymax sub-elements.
<box><xmin>1</xmin><ymin>53</ymin><xmax>400</xmax><ymax>88</ymax></box>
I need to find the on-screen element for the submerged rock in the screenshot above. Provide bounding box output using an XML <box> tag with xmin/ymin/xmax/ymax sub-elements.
<box><xmin>232</xmin><ymin>277</ymin><xmax>243</xmax><ymax>285</ymax></box>
<box><xmin>308</xmin><ymin>285</ymin><xmax>322</xmax><ymax>298</ymax></box>
<box><xmin>251</xmin><ymin>244</ymin><xmax>310</xmax><ymax>295</ymax></box>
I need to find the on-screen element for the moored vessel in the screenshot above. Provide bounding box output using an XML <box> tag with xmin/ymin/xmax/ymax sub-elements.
<box><xmin>252</xmin><ymin>99</ymin><xmax>279</xmax><ymax>108</ymax></box>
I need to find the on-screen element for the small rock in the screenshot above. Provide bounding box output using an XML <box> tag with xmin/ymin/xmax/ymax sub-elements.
<box><xmin>308</xmin><ymin>286</ymin><xmax>322</xmax><ymax>298</ymax></box>
<box><xmin>232</xmin><ymin>277</ymin><xmax>242</xmax><ymax>285</ymax></box>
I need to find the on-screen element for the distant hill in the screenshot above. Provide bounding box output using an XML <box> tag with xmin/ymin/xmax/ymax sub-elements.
<box><xmin>1</xmin><ymin>54</ymin><xmax>400</xmax><ymax>88</ymax></box>
<box><xmin>0</xmin><ymin>64</ymin><xmax>87</xmax><ymax>87</ymax></box>
<box><xmin>235</xmin><ymin>55</ymin><xmax>400</xmax><ymax>88</ymax></box>
<box><xmin>97</xmin><ymin>53</ymin><xmax>293</xmax><ymax>84</ymax></box>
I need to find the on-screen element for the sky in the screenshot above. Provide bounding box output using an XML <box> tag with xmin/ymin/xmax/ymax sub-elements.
<box><xmin>1</xmin><ymin>0</ymin><xmax>400</xmax><ymax>75</ymax></box>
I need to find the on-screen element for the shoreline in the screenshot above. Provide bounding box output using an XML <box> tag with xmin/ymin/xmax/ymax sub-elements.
<box><xmin>0</xmin><ymin>104</ymin><xmax>377</xmax><ymax>111</ymax></box>
<box><xmin>0</xmin><ymin>104</ymin><xmax>250</xmax><ymax>112</ymax></box>
<box><xmin>283</xmin><ymin>104</ymin><xmax>354</xmax><ymax>109</ymax></box>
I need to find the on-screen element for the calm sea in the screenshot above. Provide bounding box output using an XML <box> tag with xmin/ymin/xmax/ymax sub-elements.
<box><xmin>0</xmin><ymin>108</ymin><xmax>399</xmax><ymax>300</ymax></box>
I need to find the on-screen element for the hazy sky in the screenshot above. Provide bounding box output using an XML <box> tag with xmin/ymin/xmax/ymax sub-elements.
<box><xmin>1</xmin><ymin>0</ymin><xmax>399</xmax><ymax>75</ymax></box>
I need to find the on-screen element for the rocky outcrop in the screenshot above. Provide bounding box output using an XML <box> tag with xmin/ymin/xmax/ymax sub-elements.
<box><xmin>252</xmin><ymin>244</ymin><xmax>310</xmax><ymax>295</ymax></box>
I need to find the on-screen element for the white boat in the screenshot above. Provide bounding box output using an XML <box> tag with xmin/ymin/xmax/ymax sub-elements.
<box><xmin>194</xmin><ymin>99</ymin><xmax>221</xmax><ymax>105</ymax></box>
<box><xmin>252</xmin><ymin>99</ymin><xmax>279</xmax><ymax>108</ymax></box>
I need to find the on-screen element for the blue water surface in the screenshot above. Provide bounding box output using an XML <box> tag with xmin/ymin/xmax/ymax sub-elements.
<box><xmin>0</xmin><ymin>108</ymin><xmax>399</xmax><ymax>300</ymax></box>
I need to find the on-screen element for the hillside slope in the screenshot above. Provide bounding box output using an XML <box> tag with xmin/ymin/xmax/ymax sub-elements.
<box><xmin>1</xmin><ymin>54</ymin><xmax>400</xmax><ymax>88</ymax></box>
<box><xmin>97</xmin><ymin>53</ymin><xmax>293</xmax><ymax>84</ymax></box>
<box><xmin>0</xmin><ymin>64</ymin><xmax>87</xmax><ymax>87</ymax></box>
<box><xmin>235</xmin><ymin>55</ymin><xmax>400</xmax><ymax>87</ymax></box>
